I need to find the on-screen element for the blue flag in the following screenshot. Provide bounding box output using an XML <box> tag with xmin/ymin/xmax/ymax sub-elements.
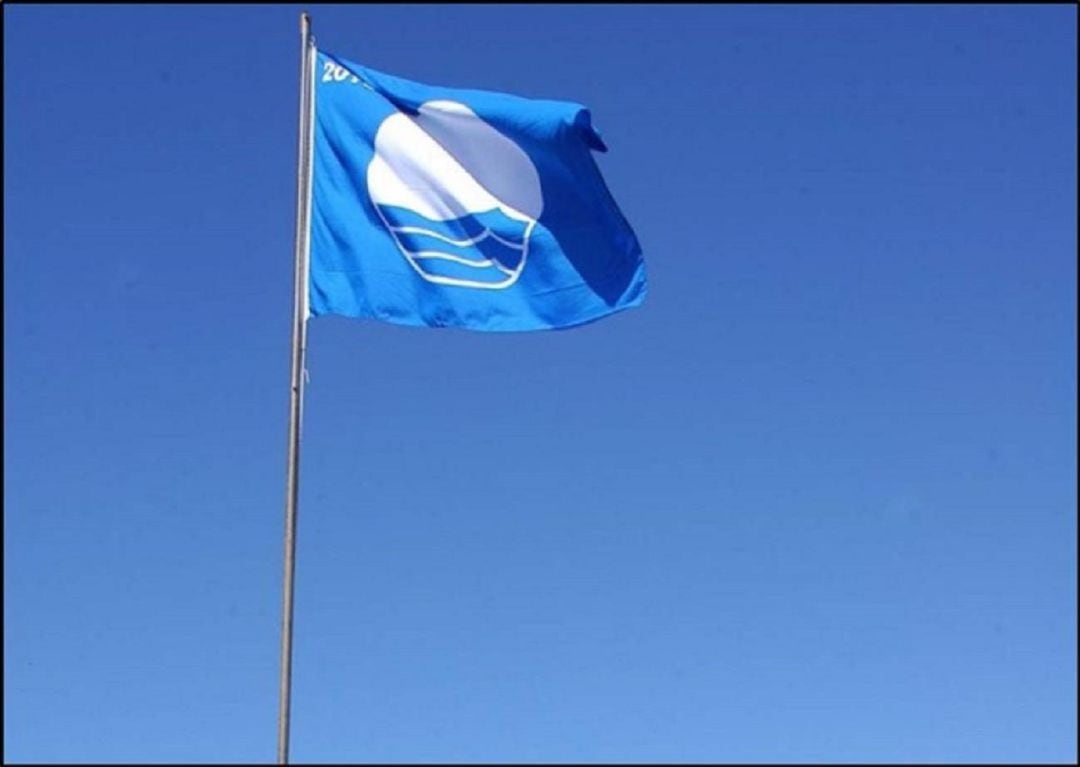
<box><xmin>308</xmin><ymin>50</ymin><xmax>647</xmax><ymax>331</ymax></box>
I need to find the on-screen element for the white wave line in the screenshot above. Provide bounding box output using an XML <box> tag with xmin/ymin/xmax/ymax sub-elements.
<box><xmin>486</xmin><ymin>229</ymin><xmax>528</xmax><ymax>249</ymax></box>
<box><xmin>389</xmin><ymin>225</ymin><xmax>526</xmax><ymax>250</ymax></box>
<box><xmin>408</xmin><ymin>250</ymin><xmax>497</xmax><ymax>268</ymax></box>
<box><xmin>390</xmin><ymin>226</ymin><xmax>487</xmax><ymax>247</ymax></box>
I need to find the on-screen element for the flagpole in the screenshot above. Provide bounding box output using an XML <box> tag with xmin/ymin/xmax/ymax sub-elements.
<box><xmin>278</xmin><ymin>11</ymin><xmax>314</xmax><ymax>765</ymax></box>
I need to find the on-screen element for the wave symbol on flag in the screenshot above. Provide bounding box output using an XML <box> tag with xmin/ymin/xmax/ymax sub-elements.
<box><xmin>367</xmin><ymin>100</ymin><xmax>544</xmax><ymax>289</ymax></box>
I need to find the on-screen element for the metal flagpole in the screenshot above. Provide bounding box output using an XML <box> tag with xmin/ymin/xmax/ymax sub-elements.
<box><xmin>278</xmin><ymin>11</ymin><xmax>314</xmax><ymax>765</ymax></box>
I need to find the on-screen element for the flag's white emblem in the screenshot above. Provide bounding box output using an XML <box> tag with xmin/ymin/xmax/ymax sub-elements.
<box><xmin>367</xmin><ymin>100</ymin><xmax>543</xmax><ymax>289</ymax></box>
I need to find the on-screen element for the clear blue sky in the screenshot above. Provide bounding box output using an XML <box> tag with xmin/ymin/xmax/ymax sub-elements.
<box><xmin>4</xmin><ymin>4</ymin><xmax>1076</xmax><ymax>763</ymax></box>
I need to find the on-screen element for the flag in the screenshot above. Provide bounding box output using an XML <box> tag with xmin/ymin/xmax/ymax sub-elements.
<box><xmin>308</xmin><ymin>50</ymin><xmax>647</xmax><ymax>331</ymax></box>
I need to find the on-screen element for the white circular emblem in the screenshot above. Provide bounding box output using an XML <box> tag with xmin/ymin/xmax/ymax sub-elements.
<box><xmin>367</xmin><ymin>100</ymin><xmax>543</xmax><ymax>289</ymax></box>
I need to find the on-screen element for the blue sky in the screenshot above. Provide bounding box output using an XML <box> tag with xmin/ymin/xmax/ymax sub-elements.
<box><xmin>3</xmin><ymin>4</ymin><xmax>1076</xmax><ymax>763</ymax></box>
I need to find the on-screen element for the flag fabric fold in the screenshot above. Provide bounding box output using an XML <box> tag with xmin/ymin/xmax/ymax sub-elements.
<box><xmin>308</xmin><ymin>49</ymin><xmax>646</xmax><ymax>331</ymax></box>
